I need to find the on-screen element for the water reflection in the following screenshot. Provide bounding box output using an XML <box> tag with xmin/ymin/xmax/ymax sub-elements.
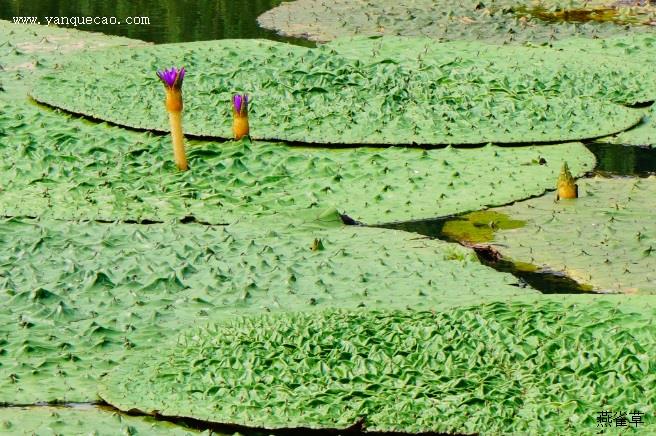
<box><xmin>0</xmin><ymin>0</ymin><xmax>315</xmax><ymax>45</ymax></box>
<box><xmin>587</xmin><ymin>142</ymin><xmax>656</xmax><ymax>177</ymax></box>
<box><xmin>380</xmin><ymin>214</ymin><xmax>597</xmax><ymax>294</ymax></box>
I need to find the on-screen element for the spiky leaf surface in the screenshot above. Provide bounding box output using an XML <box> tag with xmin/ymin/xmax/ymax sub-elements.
<box><xmin>257</xmin><ymin>0</ymin><xmax>655</xmax><ymax>43</ymax></box>
<box><xmin>29</xmin><ymin>38</ymin><xmax>646</xmax><ymax>144</ymax></box>
<box><xmin>0</xmin><ymin>216</ymin><xmax>528</xmax><ymax>404</ymax></box>
<box><xmin>325</xmin><ymin>35</ymin><xmax>656</xmax><ymax>106</ymax></box>
<box><xmin>608</xmin><ymin>104</ymin><xmax>656</xmax><ymax>147</ymax></box>
<box><xmin>0</xmin><ymin>97</ymin><xmax>596</xmax><ymax>225</ymax></box>
<box><xmin>607</xmin><ymin>105</ymin><xmax>656</xmax><ymax>148</ymax></box>
<box><xmin>552</xmin><ymin>32</ymin><xmax>656</xmax><ymax>60</ymax></box>
<box><xmin>492</xmin><ymin>177</ymin><xmax>656</xmax><ymax>293</ymax></box>
<box><xmin>0</xmin><ymin>407</ymin><xmax>207</xmax><ymax>436</ymax></box>
<box><xmin>552</xmin><ymin>33</ymin><xmax>656</xmax><ymax>147</ymax></box>
<box><xmin>0</xmin><ymin>20</ymin><xmax>146</xmax><ymax>97</ymax></box>
<box><xmin>100</xmin><ymin>300</ymin><xmax>656</xmax><ymax>434</ymax></box>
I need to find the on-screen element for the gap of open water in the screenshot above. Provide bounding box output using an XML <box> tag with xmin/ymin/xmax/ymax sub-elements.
<box><xmin>0</xmin><ymin>0</ymin><xmax>315</xmax><ymax>46</ymax></box>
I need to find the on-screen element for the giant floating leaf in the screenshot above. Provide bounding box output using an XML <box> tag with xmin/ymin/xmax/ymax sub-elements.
<box><xmin>490</xmin><ymin>177</ymin><xmax>656</xmax><ymax>294</ymax></box>
<box><xmin>0</xmin><ymin>216</ymin><xmax>528</xmax><ymax>404</ymax></box>
<box><xmin>551</xmin><ymin>33</ymin><xmax>656</xmax><ymax>147</ymax></box>
<box><xmin>602</xmin><ymin>104</ymin><xmax>656</xmax><ymax>148</ymax></box>
<box><xmin>257</xmin><ymin>0</ymin><xmax>655</xmax><ymax>43</ymax></box>
<box><xmin>552</xmin><ymin>32</ymin><xmax>656</xmax><ymax>60</ymax></box>
<box><xmin>29</xmin><ymin>38</ymin><xmax>646</xmax><ymax>145</ymax></box>
<box><xmin>100</xmin><ymin>300</ymin><xmax>656</xmax><ymax>434</ymax></box>
<box><xmin>324</xmin><ymin>36</ymin><xmax>656</xmax><ymax>105</ymax></box>
<box><xmin>0</xmin><ymin>20</ymin><xmax>146</xmax><ymax>97</ymax></box>
<box><xmin>0</xmin><ymin>406</ymin><xmax>208</xmax><ymax>435</ymax></box>
<box><xmin>0</xmin><ymin>97</ymin><xmax>596</xmax><ymax>225</ymax></box>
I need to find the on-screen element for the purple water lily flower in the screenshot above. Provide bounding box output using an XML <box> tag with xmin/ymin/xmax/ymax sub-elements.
<box><xmin>156</xmin><ymin>66</ymin><xmax>185</xmax><ymax>90</ymax></box>
<box><xmin>232</xmin><ymin>94</ymin><xmax>249</xmax><ymax>116</ymax></box>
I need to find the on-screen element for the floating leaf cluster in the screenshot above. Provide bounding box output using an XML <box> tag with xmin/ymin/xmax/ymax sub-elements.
<box><xmin>550</xmin><ymin>33</ymin><xmax>656</xmax><ymax>147</ymax></box>
<box><xmin>0</xmin><ymin>407</ymin><xmax>206</xmax><ymax>436</ymax></box>
<box><xmin>328</xmin><ymin>36</ymin><xmax>656</xmax><ymax>106</ymax></box>
<box><xmin>0</xmin><ymin>97</ymin><xmax>596</xmax><ymax>224</ymax></box>
<box><xmin>257</xmin><ymin>0</ymin><xmax>656</xmax><ymax>43</ymax></box>
<box><xmin>0</xmin><ymin>216</ymin><xmax>526</xmax><ymax>404</ymax></box>
<box><xmin>100</xmin><ymin>301</ymin><xmax>656</xmax><ymax>433</ymax></box>
<box><xmin>29</xmin><ymin>38</ymin><xmax>649</xmax><ymax>145</ymax></box>
<box><xmin>2</xmin><ymin>18</ymin><xmax>656</xmax><ymax>436</ymax></box>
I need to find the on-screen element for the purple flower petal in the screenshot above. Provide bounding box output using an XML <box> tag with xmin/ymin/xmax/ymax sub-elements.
<box><xmin>233</xmin><ymin>94</ymin><xmax>242</xmax><ymax>113</ymax></box>
<box><xmin>157</xmin><ymin>66</ymin><xmax>184</xmax><ymax>89</ymax></box>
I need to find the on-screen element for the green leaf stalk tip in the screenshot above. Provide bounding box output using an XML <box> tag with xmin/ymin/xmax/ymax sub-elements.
<box><xmin>556</xmin><ymin>162</ymin><xmax>578</xmax><ymax>200</ymax></box>
<box><xmin>310</xmin><ymin>238</ymin><xmax>324</xmax><ymax>251</ymax></box>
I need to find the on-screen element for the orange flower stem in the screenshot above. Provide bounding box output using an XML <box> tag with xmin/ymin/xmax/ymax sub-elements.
<box><xmin>168</xmin><ymin>110</ymin><xmax>188</xmax><ymax>171</ymax></box>
<box><xmin>164</xmin><ymin>88</ymin><xmax>187</xmax><ymax>171</ymax></box>
<box><xmin>233</xmin><ymin>114</ymin><xmax>250</xmax><ymax>140</ymax></box>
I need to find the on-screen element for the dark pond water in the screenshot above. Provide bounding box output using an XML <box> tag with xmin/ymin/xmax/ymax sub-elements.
<box><xmin>380</xmin><ymin>215</ymin><xmax>596</xmax><ymax>294</ymax></box>
<box><xmin>0</xmin><ymin>0</ymin><xmax>314</xmax><ymax>45</ymax></box>
<box><xmin>587</xmin><ymin>142</ymin><xmax>656</xmax><ymax>177</ymax></box>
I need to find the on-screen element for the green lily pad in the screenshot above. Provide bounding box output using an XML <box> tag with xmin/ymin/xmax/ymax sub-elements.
<box><xmin>0</xmin><ymin>97</ymin><xmax>597</xmax><ymax>225</ymax></box>
<box><xmin>606</xmin><ymin>105</ymin><xmax>656</xmax><ymax>147</ymax></box>
<box><xmin>29</xmin><ymin>38</ymin><xmax>646</xmax><ymax>145</ymax></box>
<box><xmin>612</xmin><ymin>105</ymin><xmax>656</xmax><ymax>147</ymax></box>
<box><xmin>0</xmin><ymin>20</ymin><xmax>146</xmax><ymax>97</ymax></box>
<box><xmin>0</xmin><ymin>216</ymin><xmax>527</xmax><ymax>404</ymax></box>
<box><xmin>491</xmin><ymin>176</ymin><xmax>656</xmax><ymax>294</ymax></box>
<box><xmin>550</xmin><ymin>33</ymin><xmax>656</xmax><ymax>147</ymax></box>
<box><xmin>325</xmin><ymin>36</ymin><xmax>656</xmax><ymax>106</ymax></box>
<box><xmin>257</xmin><ymin>0</ymin><xmax>655</xmax><ymax>43</ymax></box>
<box><xmin>99</xmin><ymin>300</ymin><xmax>656</xmax><ymax>434</ymax></box>
<box><xmin>0</xmin><ymin>406</ymin><xmax>208</xmax><ymax>436</ymax></box>
<box><xmin>551</xmin><ymin>32</ymin><xmax>656</xmax><ymax>64</ymax></box>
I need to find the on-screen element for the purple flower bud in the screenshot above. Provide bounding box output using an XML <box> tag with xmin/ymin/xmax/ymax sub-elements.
<box><xmin>232</xmin><ymin>93</ymin><xmax>249</xmax><ymax>116</ymax></box>
<box><xmin>157</xmin><ymin>66</ymin><xmax>185</xmax><ymax>90</ymax></box>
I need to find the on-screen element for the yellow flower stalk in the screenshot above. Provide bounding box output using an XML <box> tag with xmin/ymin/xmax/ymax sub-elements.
<box><xmin>157</xmin><ymin>66</ymin><xmax>188</xmax><ymax>171</ymax></box>
<box><xmin>232</xmin><ymin>94</ymin><xmax>250</xmax><ymax>140</ymax></box>
<box><xmin>556</xmin><ymin>162</ymin><xmax>578</xmax><ymax>200</ymax></box>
